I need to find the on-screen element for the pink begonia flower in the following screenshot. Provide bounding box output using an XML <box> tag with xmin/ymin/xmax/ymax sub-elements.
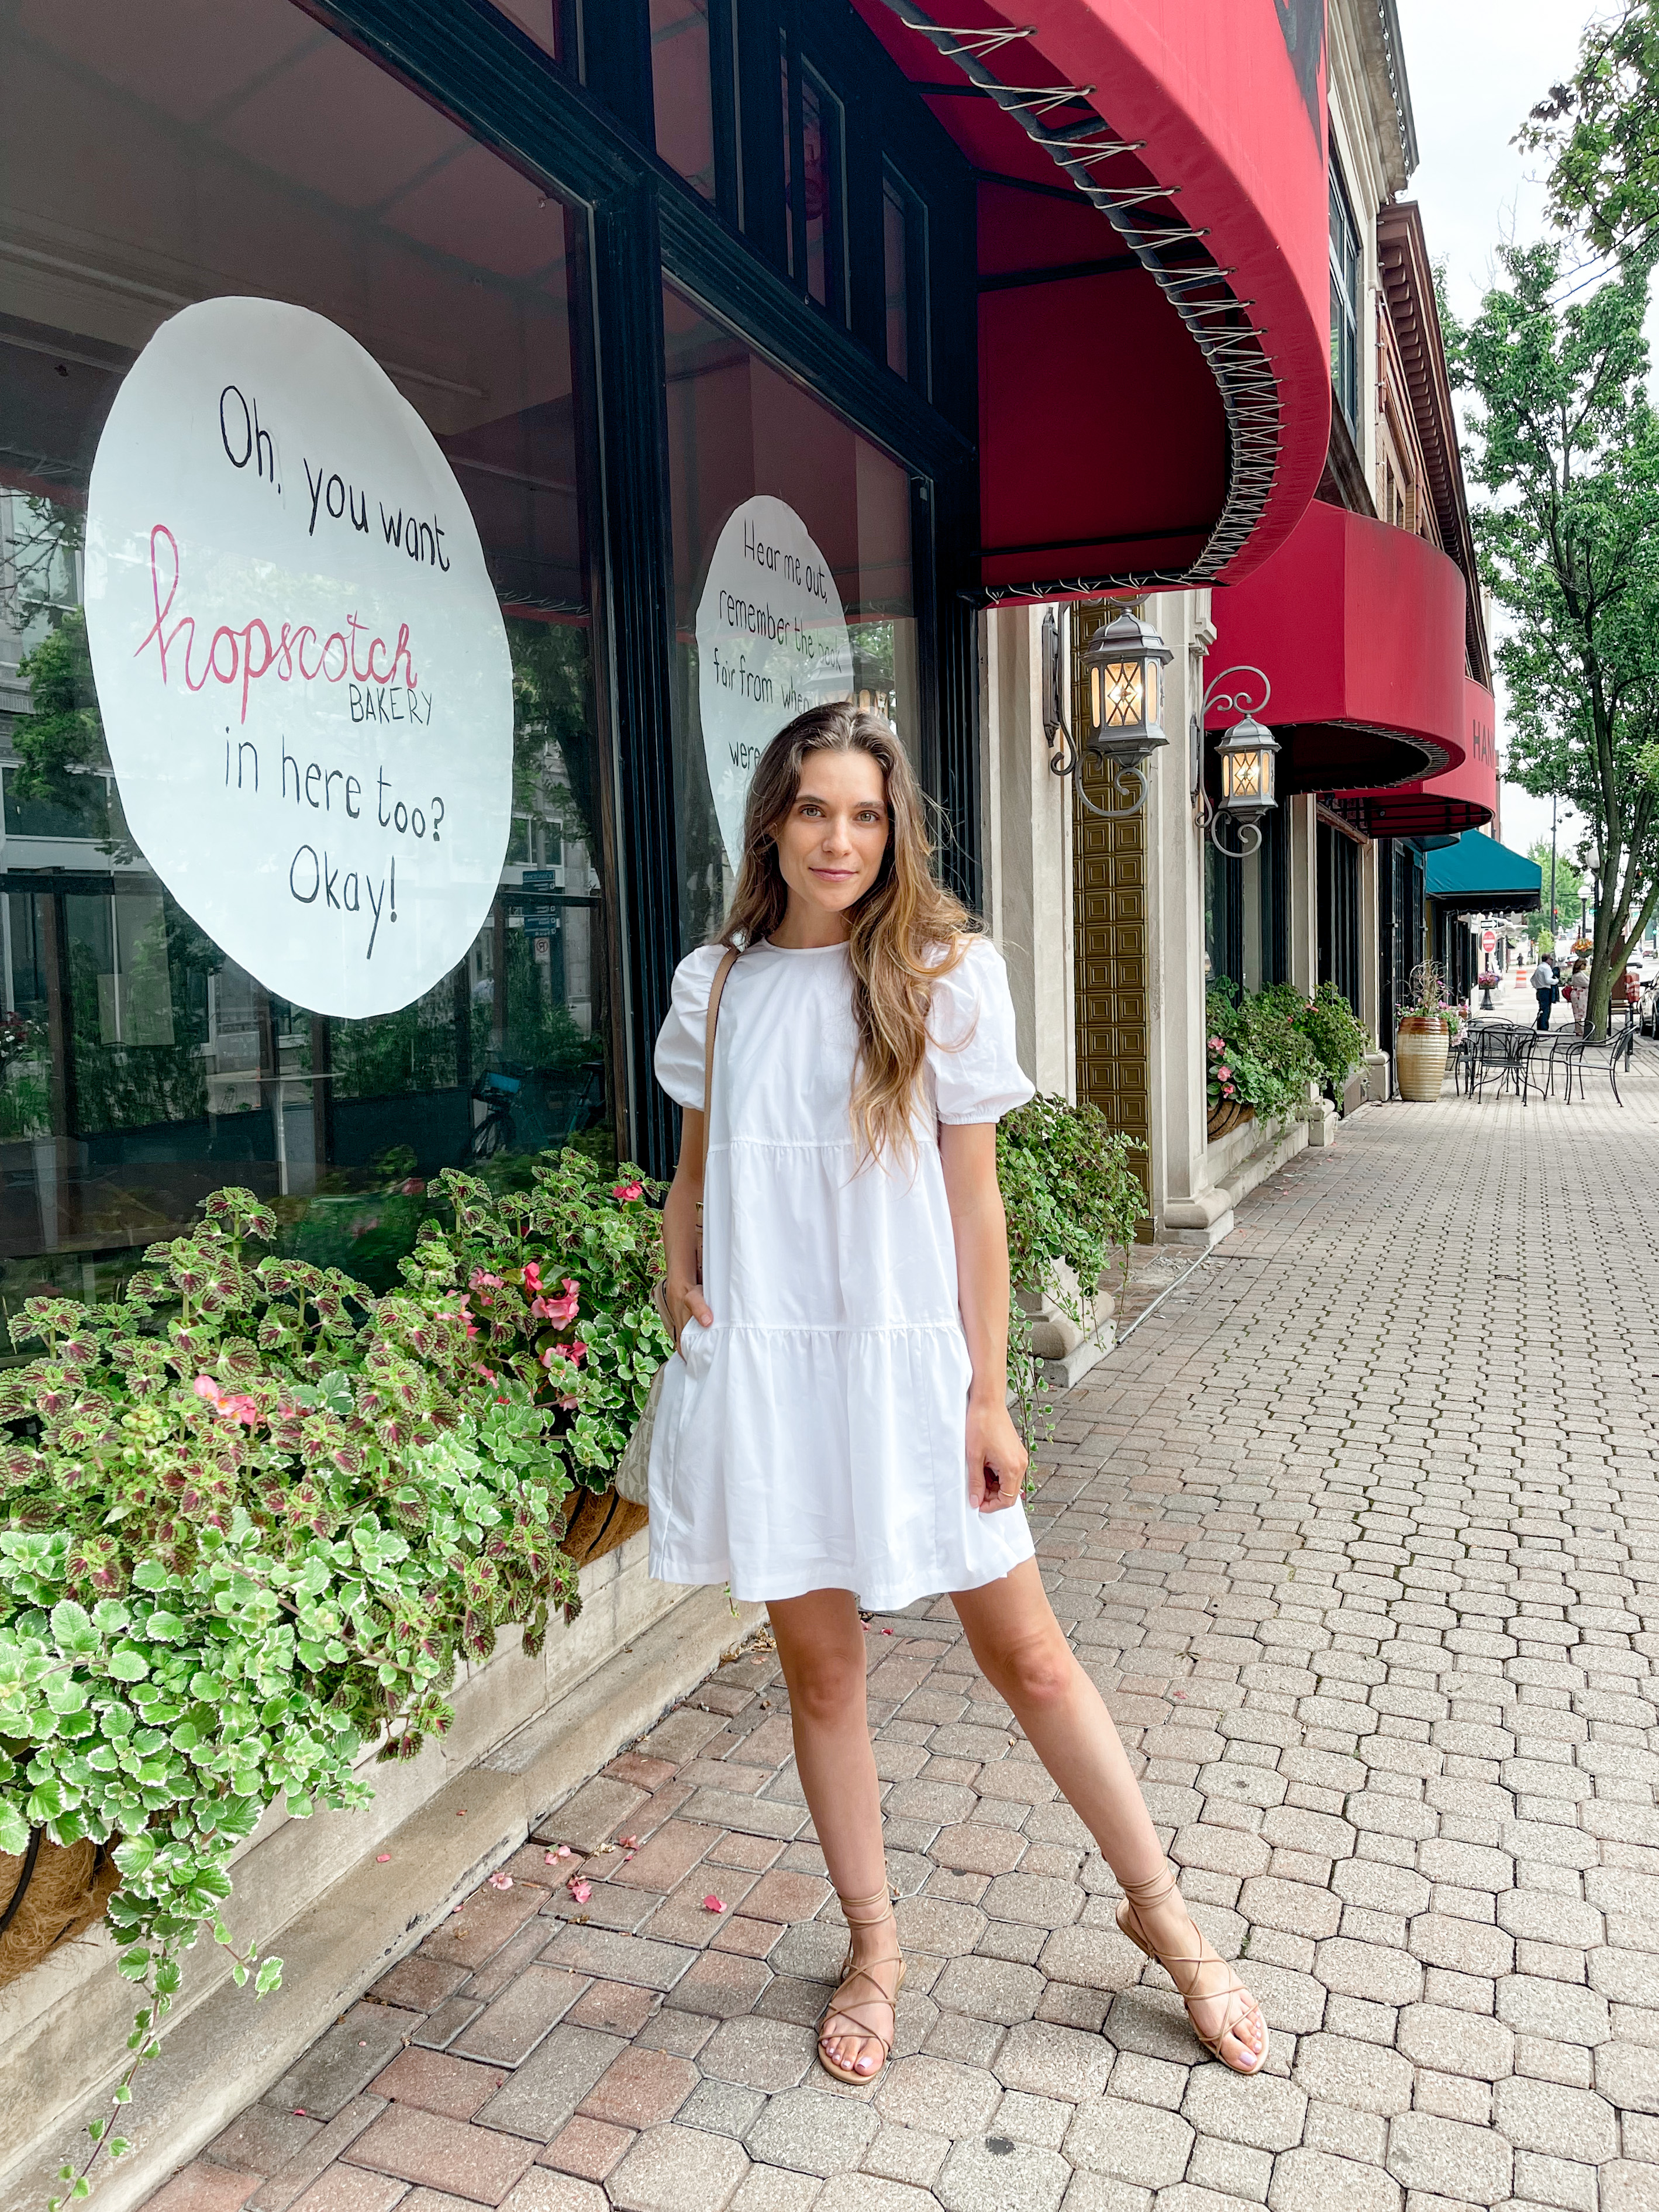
<box><xmin>487</xmin><ymin>1870</ymin><xmax>513</xmax><ymax>1890</ymax></box>
<box><xmin>556</xmin><ymin>1844</ymin><xmax>574</xmax><ymax>1858</ymax></box>
<box><xmin>401</xmin><ymin>1177</ymin><xmax>425</xmax><ymax>1196</ymax></box>
<box><xmin>617</xmin><ymin>1835</ymin><xmax>638</xmax><ymax>1849</ymax></box>
<box><xmin>703</xmin><ymin>1894</ymin><xmax>726</xmax><ymax>1914</ymax></box>
<box><xmin>568</xmin><ymin>1877</ymin><xmax>592</xmax><ymax>1904</ymax></box>
<box><xmin>532</xmin><ymin>1279</ymin><xmax>581</xmax><ymax>1327</ymax></box>
<box><xmin>470</xmin><ymin>1269</ymin><xmax>503</xmax><ymax>1293</ymax></box>
<box><xmin>565</xmin><ymin>1340</ymin><xmax>587</xmax><ymax>1365</ymax></box>
<box><xmin>613</xmin><ymin>1180</ymin><xmax>644</xmax><ymax>1201</ymax></box>
<box><xmin>477</xmin><ymin>1365</ymin><xmax>496</xmax><ymax>1383</ymax></box>
<box><xmin>1208</xmin><ymin>1035</ymin><xmax>1225</xmax><ymax>1051</ymax></box>
<box><xmin>1216</xmin><ymin>1064</ymin><xmax>1232</xmax><ymax>1080</ymax></box>
<box><xmin>522</xmin><ymin>1260</ymin><xmax>544</xmax><ymax>1294</ymax></box>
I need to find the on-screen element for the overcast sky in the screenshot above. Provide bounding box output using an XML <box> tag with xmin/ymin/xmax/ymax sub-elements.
<box><xmin>1392</xmin><ymin>0</ymin><xmax>1601</xmax><ymax>865</ymax></box>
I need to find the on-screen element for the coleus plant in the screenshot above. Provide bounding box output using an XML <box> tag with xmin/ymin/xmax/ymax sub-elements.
<box><xmin>0</xmin><ymin>1152</ymin><xmax>669</xmax><ymax>2206</ymax></box>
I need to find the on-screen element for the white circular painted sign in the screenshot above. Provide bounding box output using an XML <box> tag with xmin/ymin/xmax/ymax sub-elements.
<box><xmin>84</xmin><ymin>296</ymin><xmax>512</xmax><ymax>1019</ymax></box>
<box><xmin>694</xmin><ymin>495</ymin><xmax>854</xmax><ymax>865</ymax></box>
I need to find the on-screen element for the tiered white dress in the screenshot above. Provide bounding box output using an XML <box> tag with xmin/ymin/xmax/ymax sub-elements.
<box><xmin>647</xmin><ymin>935</ymin><xmax>1037</xmax><ymax>1610</ymax></box>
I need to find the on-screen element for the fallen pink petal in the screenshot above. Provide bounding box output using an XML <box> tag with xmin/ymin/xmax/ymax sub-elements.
<box><xmin>702</xmin><ymin>1894</ymin><xmax>726</xmax><ymax>1913</ymax></box>
<box><xmin>556</xmin><ymin>1843</ymin><xmax>574</xmax><ymax>1858</ymax></box>
<box><xmin>567</xmin><ymin>1878</ymin><xmax>592</xmax><ymax>1903</ymax></box>
<box><xmin>375</xmin><ymin>1853</ymin><xmax>391</xmax><ymax>1863</ymax></box>
<box><xmin>487</xmin><ymin>1870</ymin><xmax>513</xmax><ymax>1890</ymax></box>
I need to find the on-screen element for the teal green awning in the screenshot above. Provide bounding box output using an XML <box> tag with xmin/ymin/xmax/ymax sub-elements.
<box><xmin>1424</xmin><ymin>829</ymin><xmax>1541</xmax><ymax>914</ymax></box>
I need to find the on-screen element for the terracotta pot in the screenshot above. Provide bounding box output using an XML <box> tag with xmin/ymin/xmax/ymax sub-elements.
<box><xmin>0</xmin><ymin>1831</ymin><xmax>120</xmax><ymax>1992</ymax></box>
<box><xmin>560</xmin><ymin>1487</ymin><xmax>648</xmax><ymax>1568</ymax></box>
<box><xmin>1395</xmin><ymin>1015</ymin><xmax>1450</xmax><ymax>1102</ymax></box>
<box><xmin>1206</xmin><ymin>1098</ymin><xmax>1254</xmax><ymax>1140</ymax></box>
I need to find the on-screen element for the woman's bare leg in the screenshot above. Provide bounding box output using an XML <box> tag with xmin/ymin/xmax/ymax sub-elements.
<box><xmin>951</xmin><ymin>1559</ymin><xmax>1264</xmax><ymax>2070</ymax></box>
<box><xmin>767</xmin><ymin>1588</ymin><xmax>898</xmax><ymax>2078</ymax></box>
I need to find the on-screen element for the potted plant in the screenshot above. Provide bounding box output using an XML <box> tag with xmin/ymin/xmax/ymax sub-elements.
<box><xmin>1396</xmin><ymin>960</ymin><xmax>1454</xmax><ymax>1100</ymax></box>
<box><xmin>1205</xmin><ymin>1026</ymin><xmax>1251</xmax><ymax>1137</ymax></box>
<box><xmin>0</xmin><ymin>1152</ymin><xmax>670</xmax><ymax>2206</ymax></box>
<box><xmin>1477</xmin><ymin>967</ymin><xmax>1502</xmax><ymax>1010</ymax></box>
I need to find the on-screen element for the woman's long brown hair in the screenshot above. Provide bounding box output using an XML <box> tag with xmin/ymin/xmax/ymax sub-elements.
<box><xmin>721</xmin><ymin>703</ymin><xmax>974</xmax><ymax>1163</ymax></box>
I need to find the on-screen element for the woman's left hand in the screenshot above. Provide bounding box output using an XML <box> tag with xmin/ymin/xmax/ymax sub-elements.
<box><xmin>966</xmin><ymin>1394</ymin><xmax>1027</xmax><ymax>1512</ymax></box>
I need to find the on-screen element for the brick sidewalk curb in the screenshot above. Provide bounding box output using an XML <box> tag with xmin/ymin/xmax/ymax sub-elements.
<box><xmin>1</xmin><ymin>1585</ymin><xmax>765</xmax><ymax>2212</ymax></box>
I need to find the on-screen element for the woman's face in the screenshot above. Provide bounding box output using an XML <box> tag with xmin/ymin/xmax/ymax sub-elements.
<box><xmin>772</xmin><ymin>746</ymin><xmax>890</xmax><ymax>925</ymax></box>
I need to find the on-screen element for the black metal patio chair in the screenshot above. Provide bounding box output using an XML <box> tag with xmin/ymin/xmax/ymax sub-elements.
<box><xmin>1546</xmin><ymin>1023</ymin><xmax>1636</xmax><ymax>1105</ymax></box>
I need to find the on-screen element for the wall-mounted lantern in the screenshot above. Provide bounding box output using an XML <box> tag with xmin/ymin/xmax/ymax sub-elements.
<box><xmin>1194</xmin><ymin>666</ymin><xmax>1280</xmax><ymax>856</ymax></box>
<box><xmin>1041</xmin><ymin>604</ymin><xmax>1171</xmax><ymax>818</ymax></box>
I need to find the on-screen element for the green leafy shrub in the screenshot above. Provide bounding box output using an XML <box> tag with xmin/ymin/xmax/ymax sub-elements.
<box><xmin>997</xmin><ymin>1094</ymin><xmax>1147</xmax><ymax>1442</ymax></box>
<box><xmin>1206</xmin><ymin>981</ymin><xmax>1319</xmax><ymax>1122</ymax></box>
<box><xmin>1294</xmin><ymin>981</ymin><xmax>1371</xmax><ymax>1097</ymax></box>
<box><xmin>0</xmin><ymin>1151</ymin><xmax>668</xmax><ymax>2206</ymax></box>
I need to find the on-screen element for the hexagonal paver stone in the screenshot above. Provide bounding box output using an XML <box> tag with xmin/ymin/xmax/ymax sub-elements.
<box><xmin>743</xmin><ymin>2086</ymin><xmax>880</xmax><ymax>2176</ymax></box>
<box><xmin>1061</xmin><ymin>2098</ymin><xmax>1194</xmax><ymax>2187</ymax></box>
<box><xmin>930</xmin><ymin>1825</ymin><xmax>1027</xmax><ymax>1876</ymax></box>
<box><xmin>1386</xmin><ymin>2112</ymin><xmax>1514</xmax><ymax>2205</ymax></box>
<box><xmin>1267</xmin><ymin>2147</ymin><xmax>1402</xmax><ymax>2212</ymax></box>
<box><xmin>1181</xmin><ymin>2066</ymin><xmax>1307</xmax><ymax>2152</ymax></box>
<box><xmin>698</xmin><ymin>2017</ymin><xmax>819</xmax><ymax>2093</ymax></box>
<box><xmin>813</xmin><ymin>2177</ymin><xmax>937</xmax><ymax>2211</ymax></box>
<box><xmin>606</xmin><ymin>2124</ymin><xmax>750</xmax><ymax>2212</ymax></box>
<box><xmin>1600</xmin><ymin>2162</ymin><xmax>1659</xmax><ymax>2212</ymax></box>
<box><xmin>994</xmin><ymin>2021</ymin><xmax>1115</xmax><ymax>2103</ymax></box>
<box><xmin>1596</xmin><ymin>2043</ymin><xmax>1659</xmax><ymax>2115</ymax></box>
<box><xmin>876</xmin><ymin>2055</ymin><xmax>1001</xmax><ymax>2136</ymax></box>
<box><xmin>931</xmin><ymin>1956</ymin><xmax>1044</xmax><ymax>2024</ymax></box>
<box><xmin>934</xmin><ymin>2135</ymin><xmax>1070</xmax><ymax>2211</ymax></box>
<box><xmin>1292</xmin><ymin>2034</ymin><xmax>1413</xmax><ymax>2115</ymax></box>
<box><xmin>1491</xmin><ymin>2078</ymin><xmax>1619</xmax><ymax>2165</ymax></box>
<box><xmin>1495</xmin><ymin>1977</ymin><xmax>1612</xmax><ymax>2046</ymax></box>
<box><xmin>1313</xmin><ymin>1940</ymin><xmax>1423</xmax><ymax>2007</ymax></box>
<box><xmin>1395</xmin><ymin>2004</ymin><xmax>1514</xmax><ymax>2081</ymax></box>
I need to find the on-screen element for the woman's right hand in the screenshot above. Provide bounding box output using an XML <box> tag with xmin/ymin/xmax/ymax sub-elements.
<box><xmin>667</xmin><ymin>1278</ymin><xmax>714</xmax><ymax>1348</ymax></box>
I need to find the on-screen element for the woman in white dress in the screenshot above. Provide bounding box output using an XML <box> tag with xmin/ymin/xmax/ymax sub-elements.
<box><xmin>650</xmin><ymin>704</ymin><xmax>1264</xmax><ymax>2086</ymax></box>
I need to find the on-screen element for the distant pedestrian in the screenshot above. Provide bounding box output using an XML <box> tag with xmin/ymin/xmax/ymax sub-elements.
<box><xmin>1531</xmin><ymin>956</ymin><xmax>1557</xmax><ymax>1031</ymax></box>
<box><xmin>1567</xmin><ymin>959</ymin><xmax>1590</xmax><ymax>1036</ymax></box>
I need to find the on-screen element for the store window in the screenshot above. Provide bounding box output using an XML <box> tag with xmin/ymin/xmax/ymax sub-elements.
<box><xmin>651</xmin><ymin>0</ymin><xmax>718</xmax><ymax>202</ymax></box>
<box><xmin>1329</xmin><ymin>147</ymin><xmax>1362</xmax><ymax>430</ymax></box>
<box><xmin>883</xmin><ymin>167</ymin><xmax>929</xmax><ymax>392</ymax></box>
<box><xmin>801</xmin><ymin>63</ymin><xmax>848</xmax><ymax>321</ymax></box>
<box><xmin>662</xmin><ymin>285</ymin><xmax>920</xmax><ymax>950</ymax></box>
<box><xmin>0</xmin><ymin>1</ymin><xmax>609</xmax><ymax>1300</ymax></box>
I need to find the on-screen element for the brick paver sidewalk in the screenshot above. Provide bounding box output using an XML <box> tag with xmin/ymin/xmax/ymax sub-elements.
<box><xmin>153</xmin><ymin>1065</ymin><xmax>1659</xmax><ymax>2212</ymax></box>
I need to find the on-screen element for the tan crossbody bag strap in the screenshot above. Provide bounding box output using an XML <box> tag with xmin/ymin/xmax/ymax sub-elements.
<box><xmin>693</xmin><ymin>947</ymin><xmax>741</xmax><ymax>1211</ymax></box>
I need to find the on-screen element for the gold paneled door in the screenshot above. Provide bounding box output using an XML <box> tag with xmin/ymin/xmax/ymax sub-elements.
<box><xmin>1070</xmin><ymin>603</ymin><xmax>1153</xmax><ymax>1231</ymax></box>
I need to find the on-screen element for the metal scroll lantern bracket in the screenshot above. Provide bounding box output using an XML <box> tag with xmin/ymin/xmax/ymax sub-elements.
<box><xmin>1193</xmin><ymin>664</ymin><xmax>1278</xmax><ymax>858</ymax></box>
<box><xmin>1039</xmin><ymin>605</ymin><xmax>1169</xmax><ymax>820</ymax></box>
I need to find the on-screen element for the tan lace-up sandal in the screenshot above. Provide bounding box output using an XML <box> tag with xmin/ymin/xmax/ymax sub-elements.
<box><xmin>1116</xmin><ymin>1866</ymin><xmax>1267</xmax><ymax>2073</ymax></box>
<box><xmin>817</xmin><ymin>1886</ymin><xmax>907</xmax><ymax>2086</ymax></box>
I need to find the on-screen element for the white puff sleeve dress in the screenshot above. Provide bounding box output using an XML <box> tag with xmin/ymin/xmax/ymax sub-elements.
<box><xmin>647</xmin><ymin>934</ymin><xmax>1037</xmax><ymax>1611</ymax></box>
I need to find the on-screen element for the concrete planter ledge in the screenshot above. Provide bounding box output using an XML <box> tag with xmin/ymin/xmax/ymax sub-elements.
<box><xmin>0</xmin><ymin>1530</ymin><xmax>763</xmax><ymax>2212</ymax></box>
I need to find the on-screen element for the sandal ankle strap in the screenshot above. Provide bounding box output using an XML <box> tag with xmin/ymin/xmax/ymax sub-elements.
<box><xmin>837</xmin><ymin>1884</ymin><xmax>896</xmax><ymax>1927</ymax></box>
<box><xmin>1118</xmin><ymin>1865</ymin><xmax>1180</xmax><ymax>1908</ymax></box>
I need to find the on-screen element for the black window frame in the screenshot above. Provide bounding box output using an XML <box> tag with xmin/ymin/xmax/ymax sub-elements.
<box><xmin>303</xmin><ymin>0</ymin><xmax>979</xmax><ymax>1174</ymax></box>
<box><xmin>1329</xmin><ymin>142</ymin><xmax>1362</xmax><ymax>432</ymax></box>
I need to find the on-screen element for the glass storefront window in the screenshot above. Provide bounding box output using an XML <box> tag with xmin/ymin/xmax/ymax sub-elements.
<box><xmin>1</xmin><ymin>1</ymin><xmax>610</xmax><ymax>1300</ymax></box>
<box><xmin>801</xmin><ymin>64</ymin><xmax>846</xmax><ymax>321</ymax></box>
<box><xmin>882</xmin><ymin>166</ymin><xmax>929</xmax><ymax>393</ymax></box>
<box><xmin>663</xmin><ymin>283</ymin><xmax>919</xmax><ymax>951</ymax></box>
<box><xmin>651</xmin><ymin>0</ymin><xmax>718</xmax><ymax>202</ymax></box>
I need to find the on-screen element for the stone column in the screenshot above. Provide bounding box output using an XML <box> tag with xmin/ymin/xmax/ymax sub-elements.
<box><xmin>1287</xmin><ymin>793</ymin><xmax>1320</xmax><ymax>995</ymax></box>
<box><xmin>979</xmin><ymin>604</ymin><xmax>1074</xmax><ymax>1097</ymax></box>
<box><xmin>1146</xmin><ymin>592</ymin><xmax>1234</xmax><ymax>1246</ymax></box>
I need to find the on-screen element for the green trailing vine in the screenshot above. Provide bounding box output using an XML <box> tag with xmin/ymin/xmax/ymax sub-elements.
<box><xmin>997</xmin><ymin>1094</ymin><xmax>1147</xmax><ymax>1448</ymax></box>
<box><xmin>0</xmin><ymin>1153</ymin><xmax>671</xmax><ymax>2207</ymax></box>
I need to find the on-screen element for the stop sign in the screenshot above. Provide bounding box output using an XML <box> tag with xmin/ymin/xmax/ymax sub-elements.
<box><xmin>1481</xmin><ymin>930</ymin><xmax>1496</xmax><ymax>951</ymax></box>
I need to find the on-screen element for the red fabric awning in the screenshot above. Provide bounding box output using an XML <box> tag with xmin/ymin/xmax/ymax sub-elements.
<box><xmin>1207</xmin><ymin>500</ymin><xmax>1472</xmax><ymax>795</ymax></box>
<box><xmin>850</xmin><ymin>1</ymin><xmax>1332</xmax><ymax>599</ymax></box>
<box><xmin>1334</xmin><ymin>681</ymin><xmax>1500</xmax><ymax>837</ymax></box>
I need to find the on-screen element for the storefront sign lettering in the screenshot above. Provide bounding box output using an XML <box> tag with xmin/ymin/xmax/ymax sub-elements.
<box><xmin>695</xmin><ymin>495</ymin><xmax>854</xmax><ymax>866</ymax></box>
<box><xmin>85</xmin><ymin>295</ymin><xmax>512</xmax><ymax>1019</ymax></box>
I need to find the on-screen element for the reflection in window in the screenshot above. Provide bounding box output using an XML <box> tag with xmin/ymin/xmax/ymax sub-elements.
<box><xmin>0</xmin><ymin>1</ymin><xmax>610</xmax><ymax>1300</ymax></box>
<box><xmin>882</xmin><ymin>166</ymin><xmax>927</xmax><ymax>391</ymax></box>
<box><xmin>662</xmin><ymin>285</ymin><xmax>919</xmax><ymax>952</ymax></box>
<box><xmin>801</xmin><ymin>64</ymin><xmax>846</xmax><ymax>320</ymax></box>
<box><xmin>651</xmin><ymin>0</ymin><xmax>716</xmax><ymax>201</ymax></box>
<box><xmin>1329</xmin><ymin>147</ymin><xmax>1361</xmax><ymax>429</ymax></box>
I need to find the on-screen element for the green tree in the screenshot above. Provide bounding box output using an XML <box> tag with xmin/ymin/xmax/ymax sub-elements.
<box><xmin>11</xmin><ymin>606</ymin><xmax>108</xmax><ymax>819</ymax></box>
<box><xmin>1450</xmin><ymin>242</ymin><xmax>1659</xmax><ymax>1038</ymax></box>
<box><xmin>1523</xmin><ymin>838</ymin><xmax>1585</xmax><ymax>946</ymax></box>
<box><xmin>1518</xmin><ymin>2</ymin><xmax>1659</xmax><ymax>256</ymax></box>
